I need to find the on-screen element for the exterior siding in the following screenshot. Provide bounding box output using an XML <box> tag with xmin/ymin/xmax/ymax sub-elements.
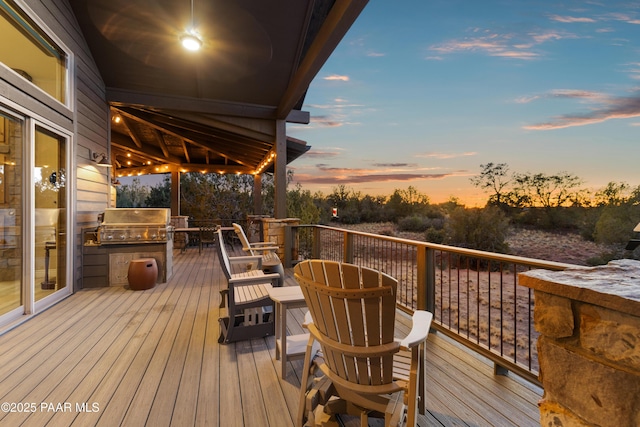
<box><xmin>2</xmin><ymin>0</ymin><xmax>111</xmax><ymax>292</ymax></box>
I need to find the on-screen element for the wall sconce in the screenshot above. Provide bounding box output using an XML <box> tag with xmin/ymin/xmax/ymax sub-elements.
<box><xmin>91</xmin><ymin>151</ymin><xmax>112</xmax><ymax>167</ymax></box>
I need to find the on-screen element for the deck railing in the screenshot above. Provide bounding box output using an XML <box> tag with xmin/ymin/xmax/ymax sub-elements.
<box><xmin>285</xmin><ymin>224</ymin><xmax>575</xmax><ymax>385</ymax></box>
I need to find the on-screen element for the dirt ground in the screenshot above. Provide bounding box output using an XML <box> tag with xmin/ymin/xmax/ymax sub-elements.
<box><xmin>335</xmin><ymin>222</ymin><xmax>613</xmax><ymax>266</ymax></box>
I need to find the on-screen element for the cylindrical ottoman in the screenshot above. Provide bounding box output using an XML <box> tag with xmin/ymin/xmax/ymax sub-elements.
<box><xmin>127</xmin><ymin>258</ymin><xmax>158</xmax><ymax>290</ymax></box>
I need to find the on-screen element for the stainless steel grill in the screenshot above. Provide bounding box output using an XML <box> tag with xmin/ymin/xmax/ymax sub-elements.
<box><xmin>98</xmin><ymin>208</ymin><xmax>173</xmax><ymax>245</ymax></box>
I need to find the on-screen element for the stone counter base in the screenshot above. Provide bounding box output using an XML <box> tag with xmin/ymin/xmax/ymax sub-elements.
<box><xmin>520</xmin><ymin>260</ymin><xmax>640</xmax><ymax>427</ymax></box>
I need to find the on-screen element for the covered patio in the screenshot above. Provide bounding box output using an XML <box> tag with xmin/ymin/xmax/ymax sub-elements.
<box><xmin>0</xmin><ymin>246</ymin><xmax>542</xmax><ymax>426</ymax></box>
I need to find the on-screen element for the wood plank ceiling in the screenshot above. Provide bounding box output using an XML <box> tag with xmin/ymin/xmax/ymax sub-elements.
<box><xmin>68</xmin><ymin>0</ymin><xmax>369</xmax><ymax>178</ymax></box>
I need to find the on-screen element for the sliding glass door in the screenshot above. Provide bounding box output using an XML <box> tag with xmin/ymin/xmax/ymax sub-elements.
<box><xmin>0</xmin><ymin>111</ymin><xmax>23</xmax><ymax>317</ymax></box>
<box><xmin>34</xmin><ymin>125</ymin><xmax>67</xmax><ymax>301</ymax></box>
<box><xmin>0</xmin><ymin>108</ymin><xmax>70</xmax><ymax>323</ymax></box>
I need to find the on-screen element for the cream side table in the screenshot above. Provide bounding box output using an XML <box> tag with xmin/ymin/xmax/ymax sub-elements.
<box><xmin>268</xmin><ymin>286</ymin><xmax>308</xmax><ymax>378</ymax></box>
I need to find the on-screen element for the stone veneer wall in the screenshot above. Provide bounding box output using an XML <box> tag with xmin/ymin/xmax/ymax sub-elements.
<box><xmin>170</xmin><ymin>216</ymin><xmax>189</xmax><ymax>249</ymax></box>
<box><xmin>519</xmin><ymin>259</ymin><xmax>640</xmax><ymax>427</ymax></box>
<box><xmin>261</xmin><ymin>218</ymin><xmax>299</xmax><ymax>263</ymax></box>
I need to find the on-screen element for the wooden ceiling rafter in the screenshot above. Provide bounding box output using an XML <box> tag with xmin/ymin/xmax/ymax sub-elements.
<box><xmin>181</xmin><ymin>139</ymin><xmax>190</xmax><ymax>163</ymax></box>
<box><xmin>118</xmin><ymin>114</ymin><xmax>143</xmax><ymax>149</ymax></box>
<box><xmin>152</xmin><ymin>128</ymin><xmax>171</xmax><ymax>158</ymax></box>
<box><xmin>113</xmin><ymin>106</ymin><xmax>262</xmax><ymax>171</ymax></box>
<box><xmin>164</xmin><ymin>109</ymin><xmax>277</xmax><ymax>142</ymax></box>
<box><xmin>131</xmin><ymin>107</ymin><xmax>275</xmax><ymax>153</ymax></box>
<box><xmin>110</xmin><ymin>132</ymin><xmax>183</xmax><ymax>165</ymax></box>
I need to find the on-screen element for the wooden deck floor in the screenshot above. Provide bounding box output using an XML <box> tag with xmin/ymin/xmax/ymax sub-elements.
<box><xmin>0</xmin><ymin>247</ymin><xmax>542</xmax><ymax>427</ymax></box>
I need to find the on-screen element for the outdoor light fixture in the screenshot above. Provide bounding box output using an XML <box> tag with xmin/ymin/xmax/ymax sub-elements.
<box><xmin>181</xmin><ymin>31</ymin><xmax>202</xmax><ymax>51</ymax></box>
<box><xmin>181</xmin><ymin>0</ymin><xmax>202</xmax><ymax>51</ymax></box>
<box><xmin>91</xmin><ymin>151</ymin><xmax>112</xmax><ymax>167</ymax></box>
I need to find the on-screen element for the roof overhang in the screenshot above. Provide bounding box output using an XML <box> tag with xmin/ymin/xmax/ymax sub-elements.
<box><xmin>68</xmin><ymin>0</ymin><xmax>368</xmax><ymax>175</ymax></box>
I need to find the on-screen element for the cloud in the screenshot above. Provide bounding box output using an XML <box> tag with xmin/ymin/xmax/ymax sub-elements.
<box><xmin>605</xmin><ymin>13</ymin><xmax>640</xmax><ymax>25</ymax></box>
<box><xmin>311</xmin><ymin>115</ymin><xmax>343</xmax><ymax>128</ymax></box>
<box><xmin>303</xmin><ymin>149</ymin><xmax>343</xmax><ymax>158</ymax></box>
<box><xmin>372</xmin><ymin>163</ymin><xmax>420</xmax><ymax>168</ymax></box>
<box><xmin>291</xmin><ymin>162</ymin><xmax>472</xmax><ymax>186</ymax></box>
<box><xmin>625</xmin><ymin>62</ymin><xmax>640</xmax><ymax>80</ymax></box>
<box><xmin>515</xmin><ymin>95</ymin><xmax>540</xmax><ymax>104</ymax></box>
<box><xmin>324</xmin><ymin>74</ymin><xmax>350</xmax><ymax>82</ymax></box>
<box><xmin>416</xmin><ymin>152</ymin><xmax>477</xmax><ymax>159</ymax></box>
<box><xmin>429</xmin><ymin>27</ymin><xmax>575</xmax><ymax>61</ymax></box>
<box><xmin>302</xmin><ymin>97</ymin><xmax>369</xmax><ymax>130</ymax></box>
<box><xmin>548</xmin><ymin>89</ymin><xmax>604</xmax><ymax>98</ymax></box>
<box><xmin>530</xmin><ymin>31</ymin><xmax>567</xmax><ymax>44</ymax></box>
<box><xmin>293</xmin><ymin>172</ymin><xmax>452</xmax><ymax>185</ymax></box>
<box><xmin>524</xmin><ymin>93</ymin><xmax>640</xmax><ymax>130</ymax></box>
<box><xmin>367</xmin><ymin>51</ymin><xmax>385</xmax><ymax>57</ymax></box>
<box><xmin>548</xmin><ymin>15</ymin><xmax>597</xmax><ymax>23</ymax></box>
<box><xmin>515</xmin><ymin>89</ymin><xmax>607</xmax><ymax>104</ymax></box>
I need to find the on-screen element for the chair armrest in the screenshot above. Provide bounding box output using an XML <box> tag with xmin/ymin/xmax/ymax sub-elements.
<box><xmin>398</xmin><ymin>310</ymin><xmax>433</xmax><ymax>350</ymax></box>
<box><xmin>229</xmin><ymin>272</ymin><xmax>281</xmax><ymax>286</ymax></box>
<box><xmin>228</xmin><ymin>255</ymin><xmax>263</xmax><ymax>269</ymax></box>
<box><xmin>248</xmin><ymin>247</ymin><xmax>279</xmax><ymax>254</ymax></box>
<box><xmin>302</xmin><ymin>310</ymin><xmax>313</xmax><ymax>328</ymax></box>
<box><xmin>246</xmin><ymin>243</ymin><xmax>279</xmax><ymax>252</ymax></box>
<box><xmin>250</xmin><ymin>241</ymin><xmax>277</xmax><ymax>247</ymax></box>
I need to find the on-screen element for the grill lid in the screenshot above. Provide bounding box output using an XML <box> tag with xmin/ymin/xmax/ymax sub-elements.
<box><xmin>101</xmin><ymin>208</ymin><xmax>170</xmax><ymax>226</ymax></box>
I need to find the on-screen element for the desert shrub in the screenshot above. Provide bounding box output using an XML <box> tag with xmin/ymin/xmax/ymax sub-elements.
<box><xmin>398</xmin><ymin>215</ymin><xmax>429</xmax><ymax>232</ymax></box>
<box><xmin>425</xmin><ymin>227</ymin><xmax>445</xmax><ymax>244</ymax></box>
<box><xmin>287</xmin><ymin>185</ymin><xmax>321</xmax><ymax>225</ymax></box>
<box><xmin>578</xmin><ymin>207</ymin><xmax>603</xmax><ymax>241</ymax></box>
<box><xmin>593</xmin><ymin>203</ymin><xmax>640</xmax><ymax>245</ymax></box>
<box><xmin>444</xmin><ymin>206</ymin><xmax>510</xmax><ymax>253</ymax></box>
<box><xmin>336</xmin><ymin>205</ymin><xmax>361</xmax><ymax>224</ymax></box>
<box><xmin>398</xmin><ymin>215</ymin><xmax>445</xmax><ymax>232</ymax></box>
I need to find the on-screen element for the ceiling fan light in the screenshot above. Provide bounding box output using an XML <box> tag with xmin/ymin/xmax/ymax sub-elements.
<box><xmin>181</xmin><ymin>31</ymin><xmax>202</xmax><ymax>51</ymax></box>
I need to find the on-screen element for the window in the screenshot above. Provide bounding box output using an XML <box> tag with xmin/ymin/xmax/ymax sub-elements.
<box><xmin>0</xmin><ymin>0</ymin><xmax>67</xmax><ymax>103</ymax></box>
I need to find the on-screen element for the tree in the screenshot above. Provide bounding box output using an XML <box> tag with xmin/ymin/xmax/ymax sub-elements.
<box><xmin>593</xmin><ymin>184</ymin><xmax>640</xmax><ymax>246</ymax></box>
<box><xmin>445</xmin><ymin>205</ymin><xmax>510</xmax><ymax>253</ymax></box>
<box><xmin>594</xmin><ymin>181</ymin><xmax>631</xmax><ymax>207</ymax></box>
<box><xmin>179</xmin><ymin>173</ymin><xmax>253</xmax><ymax>221</ymax></box>
<box><xmin>116</xmin><ymin>178</ymin><xmax>149</xmax><ymax>207</ymax></box>
<box><xmin>511</xmin><ymin>172</ymin><xmax>585</xmax><ymax>209</ymax></box>
<box><xmin>470</xmin><ymin>163</ymin><xmax>512</xmax><ymax>206</ymax></box>
<box><xmin>385</xmin><ymin>186</ymin><xmax>430</xmax><ymax>220</ymax></box>
<box><xmin>287</xmin><ymin>184</ymin><xmax>321</xmax><ymax>225</ymax></box>
<box><xmin>509</xmin><ymin>171</ymin><xmax>588</xmax><ymax>228</ymax></box>
<box><xmin>145</xmin><ymin>174</ymin><xmax>171</xmax><ymax>207</ymax></box>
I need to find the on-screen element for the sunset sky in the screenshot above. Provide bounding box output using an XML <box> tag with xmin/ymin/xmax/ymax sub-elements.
<box><xmin>287</xmin><ymin>0</ymin><xmax>640</xmax><ymax>205</ymax></box>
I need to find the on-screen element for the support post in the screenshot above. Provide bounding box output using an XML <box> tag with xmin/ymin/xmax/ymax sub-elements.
<box><xmin>171</xmin><ymin>170</ymin><xmax>180</xmax><ymax>216</ymax></box>
<box><xmin>253</xmin><ymin>174</ymin><xmax>262</xmax><ymax>215</ymax></box>
<box><xmin>274</xmin><ymin>119</ymin><xmax>287</xmax><ymax>219</ymax></box>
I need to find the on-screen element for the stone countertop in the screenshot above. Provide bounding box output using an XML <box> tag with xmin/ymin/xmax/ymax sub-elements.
<box><xmin>519</xmin><ymin>259</ymin><xmax>640</xmax><ymax>316</ymax></box>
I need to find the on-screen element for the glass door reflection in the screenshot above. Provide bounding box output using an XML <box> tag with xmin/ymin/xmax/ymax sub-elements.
<box><xmin>35</xmin><ymin>126</ymin><xmax>66</xmax><ymax>300</ymax></box>
<box><xmin>0</xmin><ymin>112</ymin><xmax>23</xmax><ymax>316</ymax></box>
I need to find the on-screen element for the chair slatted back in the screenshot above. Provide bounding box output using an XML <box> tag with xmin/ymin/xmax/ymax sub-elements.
<box><xmin>294</xmin><ymin>260</ymin><xmax>398</xmax><ymax>387</ymax></box>
<box><xmin>215</xmin><ymin>229</ymin><xmax>232</xmax><ymax>279</ymax></box>
<box><xmin>232</xmin><ymin>223</ymin><xmax>255</xmax><ymax>255</ymax></box>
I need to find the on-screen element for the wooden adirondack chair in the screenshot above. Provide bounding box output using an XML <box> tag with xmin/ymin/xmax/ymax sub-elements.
<box><xmin>294</xmin><ymin>259</ymin><xmax>433</xmax><ymax>427</ymax></box>
<box><xmin>216</xmin><ymin>229</ymin><xmax>279</xmax><ymax>343</ymax></box>
<box><xmin>232</xmin><ymin>222</ymin><xmax>284</xmax><ymax>286</ymax></box>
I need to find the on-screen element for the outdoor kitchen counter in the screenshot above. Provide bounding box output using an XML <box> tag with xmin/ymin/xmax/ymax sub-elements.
<box><xmin>82</xmin><ymin>228</ymin><xmax>173</xmax><ymax>288</ymax></box>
